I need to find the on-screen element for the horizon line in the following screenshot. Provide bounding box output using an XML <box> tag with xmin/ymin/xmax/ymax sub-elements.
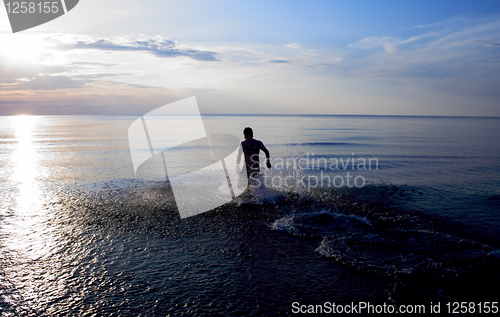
<box><xmin>2</xmin><ymin>114</ymin><xmax>500</xmax><ymax>119</ymax></box>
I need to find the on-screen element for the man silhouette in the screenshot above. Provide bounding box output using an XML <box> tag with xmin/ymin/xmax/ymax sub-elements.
<box><xmin>237</xmin><ymin>127</ymin><xmax>271</xmax><ymax>185</ymax></box>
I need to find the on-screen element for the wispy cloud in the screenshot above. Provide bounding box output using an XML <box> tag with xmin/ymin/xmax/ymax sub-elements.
<box><xmin>344</xmin><ymin>16</ymin><xmax>500</xmax><ymax>84</ymax></box>
<box><xmin>285</xmin><ymin>43</ymin><xmax>300</xmax><ymax>49</ymax></box>
<box><xmin>348</xmin><ymin>36</ymin><xmax>399</xmax><ymax>54</ymax></box>
<box><xmin>50</xmin><ymin>34</ymin><xmax>220</xmax><ymax>61</ymax></box>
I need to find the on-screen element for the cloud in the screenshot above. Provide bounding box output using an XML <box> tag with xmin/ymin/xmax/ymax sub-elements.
<box><xmin>344</xmin><ymin>16</ymin><xmax>500</xmax><ymax>84</ymax></box>
<box><xmin>0</xmin><ymin>58</ymin><xmax>71</xmax><ymax>90</ymax></box>
<box><xmin>268</xmin><ymin>60</ymin><xmax>289</xmax><ymax>63</ymax></box>
<box><xmin>0</xmin><ymin>60</ymin><xmax>65</xmax><ymax>79</ymax></box>
<box><xmin>465</xmin><ymin>40</ymin><xmax>500</xmax><ymax>47</ymax></box>
<box><xmin>407</xmin><ymin>20</ymin><xmax>445</xmax><ymax>30</ymax></box>
<box><xmin>69</xmin><ymin>61</ymin><xmax>119</xmax><ymax>68</ymax></box>
<box><xmin>13</xmin><ymin>75</ymin><xmax>90</xmax><ymax>90</ymax></box>
<box><xmin>348</xmin><ymin>36</ymin><xmax>399</xmax><ymax>54</ymax></box>
<box><xmin>50</xmin><ymin>35</ymin><xmax>220</xmax><ymax>61</ymax></box>
<box><xmin>286</xmin><ymin>43</ymin><xmax>300</xmax><ymax>49</ymax></box>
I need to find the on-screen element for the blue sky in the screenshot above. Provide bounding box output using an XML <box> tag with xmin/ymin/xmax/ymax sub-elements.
<box><xmin>1</xmin><ymin>0</ymin><xmax>500</xmax><ymax>115</ymax></box>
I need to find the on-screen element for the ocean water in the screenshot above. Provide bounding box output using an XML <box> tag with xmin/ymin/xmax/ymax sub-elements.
<box><xmin>0</xmin><ymin>114</ymin><xmax>499</xmax><ymax>316</ymax></box>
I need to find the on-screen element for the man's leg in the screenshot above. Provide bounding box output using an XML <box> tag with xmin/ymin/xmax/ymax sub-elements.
<box><xmin>247</xmin><ymin>167</ymin><xmax>260</xmax><ymax>191</ymax></box>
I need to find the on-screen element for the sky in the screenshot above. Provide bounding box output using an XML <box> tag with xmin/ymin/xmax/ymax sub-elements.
<box><xmin>1</xmin><ymin>0</ymin><xmax>500</xmax><ymax>116</ymax></box>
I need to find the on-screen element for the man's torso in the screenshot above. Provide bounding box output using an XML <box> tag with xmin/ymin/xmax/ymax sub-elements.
<box><xmin>241</xmin><ymin>138</ymin><xmax>264</xmax><ymax>170</ymax></box>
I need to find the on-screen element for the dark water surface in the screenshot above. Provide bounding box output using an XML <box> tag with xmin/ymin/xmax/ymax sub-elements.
<box><xmin>0</xmin><ymin>115</ymin><xmax>499</xmax><ymax>316</ymax></box>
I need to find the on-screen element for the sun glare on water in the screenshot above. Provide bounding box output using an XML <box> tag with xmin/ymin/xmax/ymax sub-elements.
<box><xmin>9</xmin><ymin>114</ymin><xmax>40</xmax><ymax>194</ymax></box>
<box><xmin>2</xmin><ymin>115</ymin><xmax>63</xmax><ymax>306</ymax></box>
<box><xmin>8</xmin><ymin>115</ymin><xmax>40</xmax><ymax>213</ymax></box>
<box><xmin>6</xmin><ymin>114</ymin><xmax>58</xmax><ymax>264</ymax></box>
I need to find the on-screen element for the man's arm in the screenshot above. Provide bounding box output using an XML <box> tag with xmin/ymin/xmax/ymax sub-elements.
<box><xmin>260</xmin><ymin>142</ymin><xmax>271</xmax><ymax>169</ymax></box>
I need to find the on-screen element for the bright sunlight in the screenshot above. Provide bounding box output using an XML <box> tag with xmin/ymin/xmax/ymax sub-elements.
<box><xmin>0</xmin><ymin>34</ymin><xmax>52</xmax><ymax>63</ymax></box>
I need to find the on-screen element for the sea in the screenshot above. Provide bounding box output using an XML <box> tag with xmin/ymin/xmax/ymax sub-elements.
<box><xmin>0</xmin><ymin>114</ymin><xmax>499</xmax><ymax>316</ymax></box>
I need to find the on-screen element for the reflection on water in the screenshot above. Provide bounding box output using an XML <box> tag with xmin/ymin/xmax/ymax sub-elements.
<box><xmin>8</xmin><ymin>116</ymin><xmax>48</xmax><ymax>256</ymax></box>
<box><xmin>10</xmin><ymin>115</ymin><xmax>43</xmax><ymax>219</ymax></box>
<box><xmin>1</xmin><ymin>116</ymin><xmax>63</xmax><ymax>313</ymax></box>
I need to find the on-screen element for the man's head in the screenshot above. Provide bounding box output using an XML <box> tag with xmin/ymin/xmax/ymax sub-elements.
<box><xmin>243</xmin><ymin>127</ymin><xmax>253</xmax><ymax>139</ymax></box>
